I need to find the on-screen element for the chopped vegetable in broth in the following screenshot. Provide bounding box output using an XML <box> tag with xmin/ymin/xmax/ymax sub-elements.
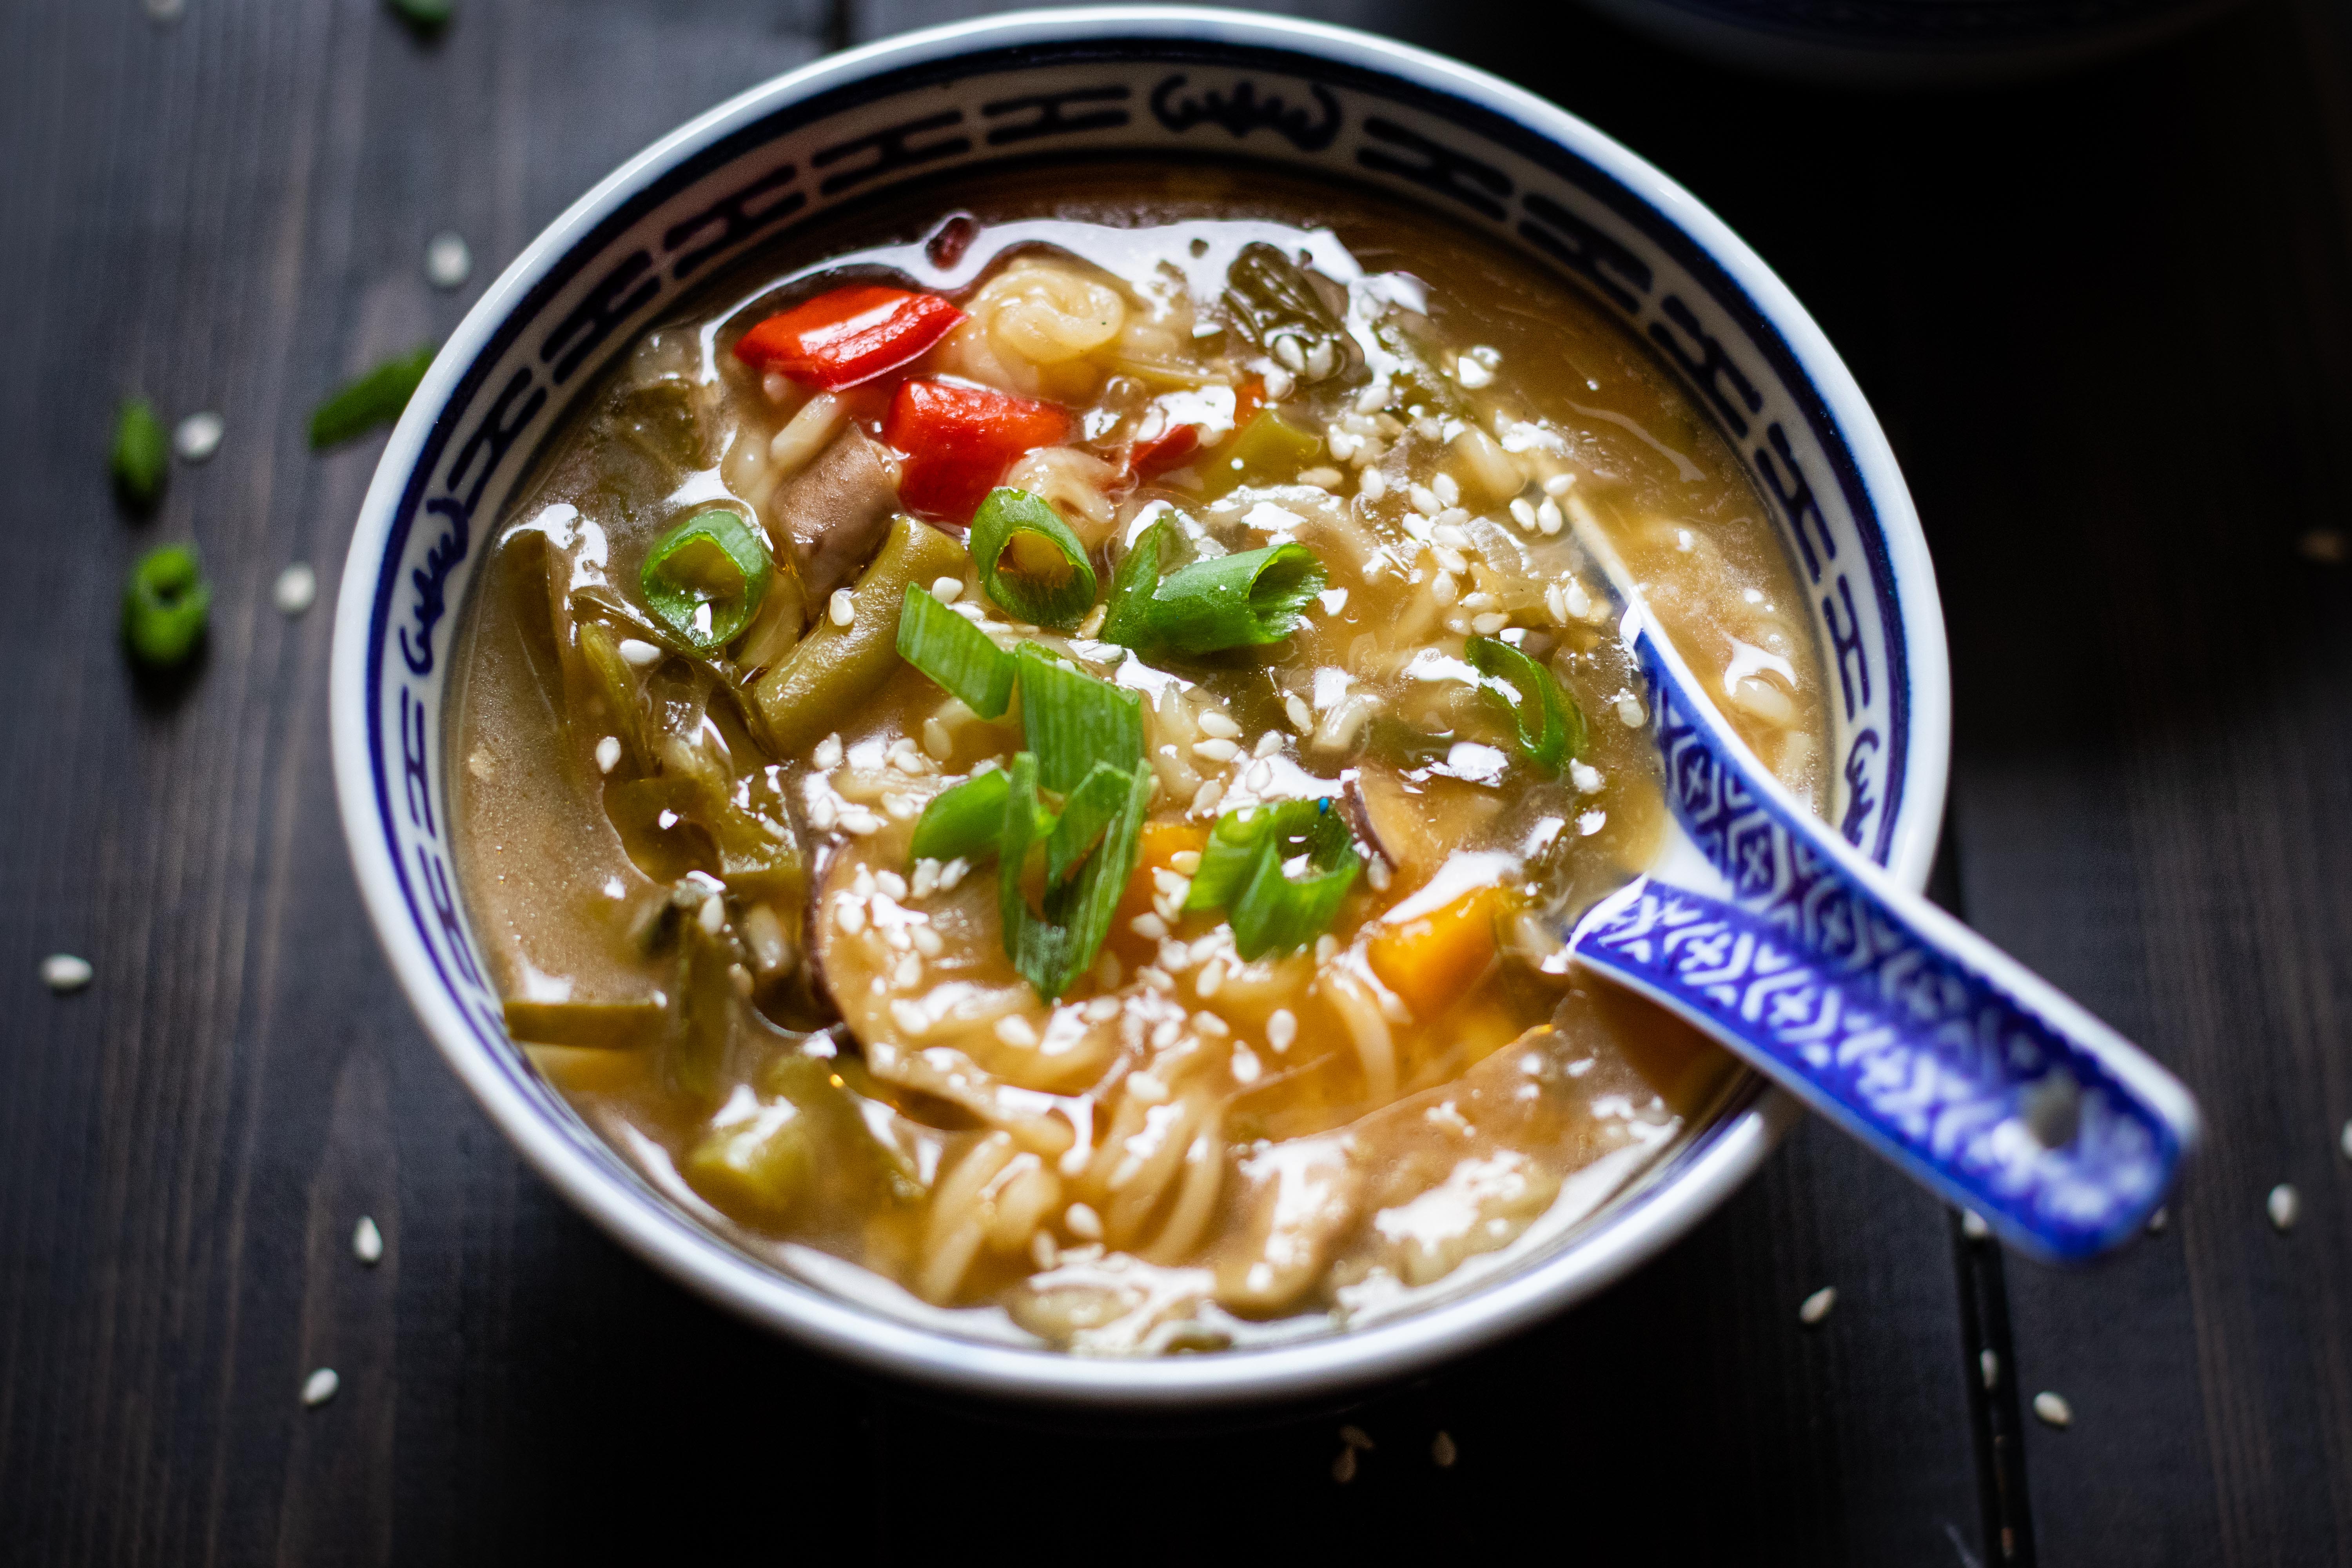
<box><xmin>450</xmin><ymin>165</ymin><xmax>1831</xmax><ymax>1352</ymax></box>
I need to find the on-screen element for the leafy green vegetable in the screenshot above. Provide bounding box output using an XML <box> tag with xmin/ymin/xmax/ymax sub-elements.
<box><xmin>968</xmin><ymin>487</ymin><xmax>1098</xmax><ymax>630</ymax></box>
<box><xmin>896</xmin><ymin>584</ymin><xmax>1015</xmax><ymax>718</ymax></box>
<box><xmin>309</xmin><ymin>343</ymin><xmax>437</xmax><ymax>448</ymax></box>
<box><xmin>122</xmin><ymin>543</ymin><xmax>210</xmax><ymax>667</ymax></box>
<box><xmin>1465</xmin><ymin>634</ymin><xmax>1583</xmax><ymax>773</ymax></box>
<box><xmin>111</xmin><ymin>399</ymin><xmax>168</xmax><ymax>508</ymax></box>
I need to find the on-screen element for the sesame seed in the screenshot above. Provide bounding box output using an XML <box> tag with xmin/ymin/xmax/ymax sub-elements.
<box><xmin>1510</xmin><ymin>497</ymin><xmax>1537</xmax><ymax>530</ymax></box>
<box><xmin>1431</xmin><ymin>473</ymin><xmax>1460</xmax><ymax>507</ymax></box>
<box><xmin>1960</xmin><ymin>1208</ymin><xmax>1990</xmax><ymax>1241</ymax></box>
<box><xmin>835</xmin><ymin>899</ymin><xmax>866</xmax><ymax>936</ymax></box>
<box><xmin>812</xmin><ymin>734</ymin><xmax>844</xmax><ymax>769</ymax></box>
<box><xmin>1537</xmin><ymin>498</ymin><xmax>1564</xmax><ymax>535</ymax></box>
<box><xmin>838</xmin><ymin>809</ymin><xmax>882</xmax><ymax>836</ymax></box>
<box><xmin>1331</xmin><ymin>1448</ymin><xmax>1358</xmax><ymax>1485</ymax></box>
<box><xmin>40</xmin><ymin>954</ymin><xmax>92</xmax><ymax>993</ymax></box>
<box><xmin>301</xmin><ymin>1368</ymin><xmax>340</xmax><ymax>1408</ymax></box>
<box><xmin>889</xmin><ymin>999</ymin><xmax>929</xmax><ymax>1036</ymax></box>
<box><xmin>1980</xmin><ymin>1349</ymin><xmax>1999</xmax><ymax>1390</ymax></box>
<box><xmin>1197</xmin><ymin>710</ymin><xmax>1242</xmax><ymax>740</ymax></box>
<box><xmin>352</xmin><ymin>1216</ymin><xmax>383</xmax><ymax>1265</ymax></box>
<box><xmin>1138</xmin><ymin>966</ymin><xmax>1175</xmax><ymax>994</ymax></box>
<box><xmin>697</xmin><ymin>894</ymin><xmax>725</xmax><ymax>935</ymax></box>
<box><xmin>1409</xmin><ymin>483</ymin><xmax>1441</xmax><ymax>516</ymax></box>
<box><xmin>1315</xmin><ymin>935</ymin><xmax>1339</xmax><ymax>964</ymax></box>
<box><xmin>1192</xmin><ymin>738</ymin><xmax>1240</xmax><ymax>764</ymax></box>
<box><xmin>1570</xmin><ymin>760</ymin><xmax>1603</xmax><ymax>794</ymax></box>
<box><xmin>2032</xmin><ymin>1391</ymin><xmax>2072</xmax><ymax>1429</ymax></box>
<box><xmin>617</xmin><ymin>638</ymin><xmax>662</xmax><ymax>669</ymax></box>
<box><xmin>272</xmin><ymin>562</ymin><xmax>318</xmax><ymax>617</ymax></box>
<box><xmin>1131</xmin><ymin>913</ymin><xmax>1169</xmax><ymax>941</ymax></box>
<box><xmin>1544</xmin><ymin>473</ymin><xmax>1574</xmax><ymax>496</ymax></box>
<box><xmin>1430</xmin><ymin>1431</ymin><xmax>1457</xmax><ymax>1468</ymax></box>
<box><xmin>930</xmin><ymin>575</ymin><xmax>963</xmax><ymax>603</ymax></box>
<box><xmin>2268</xmin><ymin>1183</ymin><xmax>2300</xmax><ymax>1232</ymax></box>
<box><xmin>1266</xmin><ymin>1009</ymin><xmax>1298</xmax><ymax>1052</ymax></box>
<box><xmin>939</xmin><ymin>857</ymin><xmax>969</xmax><ymax>891</ymax></box>
<box><xmin>1615</xmin><ymin>692</ymin><xmax>1646</xmax><ymax>727</ymax></box>
<box><xmin>594</xmin><ymin>736</ymin><xmax>621</xmax><ymax>774</ymax></box>
<box><xmin>1472</xmin><ymin>612</ymin><xmax>1508</xmax><ymax>636</ymax></box>
<box><xmin>173</xmin><ymin>411</ymin><xmax>224</xmax><ymax>463</ymax></box>
<box><xmin>1577</xmin><ymin>809</ymin><xmax>1606</xmax><ymax>837</ymax></box>
<box><xmin>1454</xmin><ymin>356</ymin><xmax>1493</xmax><ymax>388</ymax></box>
<box><xmin>1798</xmin><ymin>1286</ymin><xmax>1836</xmax><ymax>1326</ymax></box>
<box><xmin>1065</xmin><ymin>1201</ymin><xmax>1103</xmax><ymax>1240</ymax></box>
<box><xmin>1359</xmin><ymin>468</ymin><xmax>1388</xmax><ymax>502</ymax></box>
<box><xmin>1262</xmin><ymin>366</ymin><xmax>1295</xmax><ymax>401</ymax></box>
<box><xmin>1284</xmin><ymin>694</ymin><xmax>1315</xmax><ymax>732</ymax></box>
<box><xmin>829</xmin><ymin>590</ymin><xmax>855</xmax><ymax>628</ymax></box>
<box><xmin>1273</xmin><ymin>335</ymin><xmax>1306</xmax><ymax>372</ymax></box>
<box><xmin>424</xmin><ymin>231</ymin><xmax>473</xmax><ymax>290</ymax></box>
<box><xmin>1430</xmin><ymin>572</ymin><xmax>1458</xmax><ymax>606</ymax></box>
<box><xmin>1191</xmin><ymin>777</ymin><xmax>1225</xmax><ymax>814</ymax></box>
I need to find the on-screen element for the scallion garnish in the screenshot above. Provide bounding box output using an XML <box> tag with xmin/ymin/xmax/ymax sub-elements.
<box><xmin>1095</xmin><ymin>517</ymin><xmax>1171</xmax><ymax>649</ymax></box>
<box><xmin>909</xmin><ymin>768</ymin><xmax>1011</xmax><ymax>864</ymax></box>
<box><xmin>998</xmin><ymin>752</ymin><xmax>1153</xmax><ymax>998</ymax></box>
<box><xmin>388</xmin><ymin>0</ymin><xmax>455</xmax><ymax>27</ymax></box>
<box><xmin>123</xmin><ymin>543</ymin><xmax>210</xmax><ymax>668</ymax></box>
<box><xmin>1142</xmin><ymin>543</ymin><xmax>1326</xmax><ymax>653</ymax></box>
<box><xmin>896</xmin><ymin>584</ymin><xmax>1016</xmax><ymax>718</ymax></box>
<box><xmin>640</xmin><ymin>508</ymin><xmax>771</xmax><ymax>650</ymax></box>
<box><xmin>1465</xmin><ymin>634</ymin><xmax>1583</xmax><ymax>773</ymax></box>
<box><xmin>309</xmin><ymin>343</ymin><xmax>437</xmax><ymax>448</ymax></box>
<box><xmin>1014</xmin><ymin>642</ymin><xmax>1144</xmax><ymax>794</ymax></box>
<box><xmin>969</xmin><ymin>487</ymin><xmax>1098</xmax><ymax>631</ymax></box>
<box><xmin>1046</xmin><ymin>761</ymin><xmax>1131</xmax><ymax>885</ymax></box>
<box><xmin>111</xmin><ymin>398</ymin><xmax>167</xmax><ymax>508</ymax></box>
<box><xmin>1183</xmin><ymin>798</ymin><xmax>1361</xmax><ymax>960</ymax></box>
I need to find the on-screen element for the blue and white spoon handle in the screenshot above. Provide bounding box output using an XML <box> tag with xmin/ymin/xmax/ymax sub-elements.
<box><xmin>1564</xmin><ymin>537</ymin><xmax>2198</xmax><ymax>1262</ymax></box>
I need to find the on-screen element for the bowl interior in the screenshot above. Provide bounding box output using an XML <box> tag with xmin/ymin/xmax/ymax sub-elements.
<box><xmin>332</xmin><ymin>8</ymin><xmax>1945</xmax><ymax>1404</ymax></box>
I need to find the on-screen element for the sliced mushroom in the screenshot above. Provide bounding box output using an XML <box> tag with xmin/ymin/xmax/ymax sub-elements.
<box><xmin>1209</xmin><ymin>1134</ymin><xmax>1361</xmax><ymax>1317</ymax></box>
<box><xmin>768</xmin><ymin>427</ymin><xmax>902</xmax><ymax>608</ymax></box>
<box><xmin>1341</xmin><ymin>767</ymin><xmax>1444</xmax><ymax>887</ymax></box>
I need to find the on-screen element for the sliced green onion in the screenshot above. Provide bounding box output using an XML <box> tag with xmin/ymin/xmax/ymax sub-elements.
<box><xmin>1201</xmin><ymin>409</ymin><xmax>1321</xmax><ymax>499</ymax></box>
<box><xmin>111</xmin><ymin>398</ymin><xmax>167</xmax><ymax>508</ymax></box>
<box><xmin>1046</xmin><ymin>761</ymin><xmax>1131</xmax><ymax>885</ymax></box>
<box><xmin>123</xmin><ymin>543</ymin><xmax>211</xmax><ymax>668</ymax></box>
<box><xmin>969</xmin><ymin>487</ymin><xmax>1098</xmax><ymax>631</ymax></box>
<box><xmin>1095</xmin><ymin>517</ymin><xmax>1171</xmax><ymax>650</ymax></box>
<box><xmin>910</xmin><ymin>768</ymin><xmax>1010</xmax><ymax>864</ymax></box>
<box><xmin>1014</xmin><ymin>642</ymin><xmax>1143</xmax><ymax>795</ymax></box>
<box><xmin>1465</xmin><ymin>634</ymin><xmax>1583</xmax><ymax>773</ymax></box>
<box><xmin>998</xmin><ymin>752</ymin><xmax>1151</xmax><ymax>999</ymax></box>
<box><xmin>388</xmin><ymin>0</ymin><xmax>454</xmax><ymax>25</ymax></box>
<box><xmin>896</xmin><ymin>584</ymin><xmax>1015</xmax><ymax>717</ymax></box>
<box><xmin>309</xmin><ymin>343</ymin><xmax>437</xmax><ymax>448</ymax></box>
<box><xmin>1183</xmin><ymin>798</ymin><xmax>1360</xmax><ymax>960</ymax></box>
<box><xmin>640</xmin><ymin>508</ymin><xmax>771</xmax><ymax>650</ymax></box>
<box><xmin>1145</xmin><ymin>543</ymin><xmax>1325</xmax><ymax>653</ymax></box>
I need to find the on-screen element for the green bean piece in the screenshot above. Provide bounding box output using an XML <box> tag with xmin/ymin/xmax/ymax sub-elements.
<box><xmin>639</xmin><ymin>508</ymin><xmax>771</xmax><ymax>650</ymax></box>
<box><xmin>122</xmin><ymin>544</ymin><xmax>210</xmax><ymax>668</ymax></box>
<box><xmin>111</xmin><ymin>398</ymin><xmax>167</xmax><ymax>508</ymax></box>
<box><xmin>753</xmin><ymin>515</ymin><xmax>967</xmax><ymax>759</ymax></box>
<box><xmin>1201</xmin><ymin>410</ymin><xmax>1322</xmax><ymax>499</ymax></box>
<box><xmin>670</xmin><ymin>918</ymin><xmax>738</xmax><ymax>1103</ymax></box>
<box><xmin>575</xmin><ymin>620</ymin><xmax>654</xmax><ymax>772</ymax></box>
<box><xmin>502</xmin><ymin>998</ymin><xmax>666</xmax><ymax>1050</ymax></box>
<box><xmin>682</xmin><ymin>1090</ymin><xmax>819</xmax><ymax>1220</ymax></box>
<box><xmin>309</xmin><ymin>342</ymin><xmax>437</xmax><ymax>448</ymax></box>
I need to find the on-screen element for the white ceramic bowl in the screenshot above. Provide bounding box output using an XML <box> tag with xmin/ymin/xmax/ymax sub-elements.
<box><xmin>331</xmin><ymin>5</ymin><xmax>1949</xmax><ymax>1408</ymax></box>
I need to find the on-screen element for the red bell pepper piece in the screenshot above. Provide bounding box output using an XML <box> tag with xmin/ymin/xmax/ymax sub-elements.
<box><xmin>1129</xmin><ymin>423</ymin><xmax>1200</xmax><ymax>479</ymax></box>
<box><xmin>884</xmin><ymin>379</ymin><xmax>1072</xmax><ymax>524</ymax></box>
<box><xmin>733</xmin><ymin>285</ymin><xmax>966</xmax><ymax>391</ymax></box>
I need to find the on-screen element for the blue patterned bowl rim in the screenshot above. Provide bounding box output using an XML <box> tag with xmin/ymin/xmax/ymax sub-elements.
<box><xmin>330</xmin><ymin>5</ymin><xmax>1951</xmax><ymax>1406</ymax></box>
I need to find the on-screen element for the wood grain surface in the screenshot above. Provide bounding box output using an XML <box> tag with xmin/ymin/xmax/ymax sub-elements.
<box><xmin>0</xmin><ymin>0</ymin><xmax>2344</xmax><ymax>1562</ymax></box>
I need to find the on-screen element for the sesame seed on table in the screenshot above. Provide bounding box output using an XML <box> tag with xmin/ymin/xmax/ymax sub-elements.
<box><xmin>4</xmin><ymin>1</ymin><xmax>2349</xmax><ymax>1564</ymax></box>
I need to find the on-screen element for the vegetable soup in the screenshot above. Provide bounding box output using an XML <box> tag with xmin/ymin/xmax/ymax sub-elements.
<box><xmin>451</xmin><ymin>165</ymin><xmax>1831</xmax><ymax>1353</ymax></box>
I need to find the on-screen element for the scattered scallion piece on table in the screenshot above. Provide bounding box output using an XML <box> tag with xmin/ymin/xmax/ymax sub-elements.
<box><xmin>122</xmin><ymin>544</ymin><xmax>211</xmax><ymax>668</ymax></box>
<box><xmin>387</xmin><ymin>0</ymin><xmax>454</xmax><ymax>27</ymax></box>
<box><xmin>1184</xmin><ymin>798</ymin><xmax>1361</xmax><ymax>960</ymax></box>
<box><xmin>1465</xmin><ymin>633</ymin><xmax>1583</xmax><ymax>773</ymax></box>
<box><xmin>968</xmin><ymin>487</ymin><xmax>1098</xmax><ymax>631</ymax></box>
<box><xmin>111</xmin><ymin>398</ymin><xmax>168</xmax><ymax>508</ymax></box>
<box><xmin>309</xmin><ymin>343</ymin><xmax>437</xmax><ymax>448</ymax></box>
<box><xmin>1013</xmin><ymin>642</ymin><xmax>1143</xmax><ymax>794</ymax></box>
<box><xmin>638</xmin><ymin>508</ymin><xmax>771</xmax><ymax>649</ymax></box>
<box><xmin>896</xmin><ymin>584</ymin><xmax>1015</xmax><ymax>717</ymax></box>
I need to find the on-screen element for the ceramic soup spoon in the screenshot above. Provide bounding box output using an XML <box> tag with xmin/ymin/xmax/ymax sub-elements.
<box><xmin>1562</xmin><ymin>514</ymin><xmax>2199</xmax><ymax>1262</ymax></box>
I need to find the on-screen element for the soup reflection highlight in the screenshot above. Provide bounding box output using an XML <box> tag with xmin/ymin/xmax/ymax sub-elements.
<box><xmin>451</xmin><ymin>168</ymin><xmax>1830</xmax><ymax>1353</ymax></box>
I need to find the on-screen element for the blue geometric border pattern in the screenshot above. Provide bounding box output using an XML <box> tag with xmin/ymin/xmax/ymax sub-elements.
<box><xmin>1572</xmin><ymin>635</ymin><xmax>2180</xmax><ymax>1260</ymax></box>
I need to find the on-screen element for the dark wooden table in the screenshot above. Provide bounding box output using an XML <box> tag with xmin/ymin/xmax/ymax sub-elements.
<box><xmin>6</xmin><ymin>0</ymin><xmax>2350</xmax><ymax>1561</ymax></box>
